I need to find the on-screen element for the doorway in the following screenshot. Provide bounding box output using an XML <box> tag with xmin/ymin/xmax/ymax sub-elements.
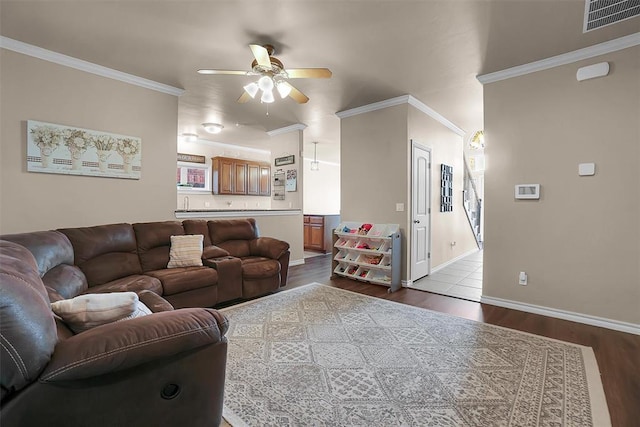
<box><xmin>410</xmin><ymin>141</ymin><xmax>431</xmax><ymax>282</ymax></box>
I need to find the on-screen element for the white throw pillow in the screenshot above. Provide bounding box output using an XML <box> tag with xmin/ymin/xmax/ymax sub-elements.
<box><xmin>167</xmin><ymin>234</ymin><xmax>204</xmax><ymax>268</ymax></box>
<box><xmin>51</xmin><ymin>292</ymin><xmax>151</xmax><ymax>333</ymax></box>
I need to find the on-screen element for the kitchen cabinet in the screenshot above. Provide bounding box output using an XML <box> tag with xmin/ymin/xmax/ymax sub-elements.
<box><xmin>303</xmin><ymin>215</ymin><xmax>340</xmax><ymax>253</ymax></box>
<box><xmin>212</xmin><ymin>156</ymin><xmax>270</xmax><ymax>196</ymax></box>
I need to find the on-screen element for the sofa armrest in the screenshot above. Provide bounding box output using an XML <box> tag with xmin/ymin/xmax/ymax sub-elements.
<box><xmin>137</xmin><ymin>289</ymin><xmax>174</xmax><ymax>312</ymax></box>
<box><xmin>40</xmin><ymin>308</ymin><xmax>228</xmax><ymax>382</ymax></box>
<box><xmin>249</xmin><ymin>237</ymin><xmax>290</xmax><ymax>260</ymax></box>
<box><xmin>202</xmin><ymin>245</ymin><xmax>229</xmax><ymax>259</ymax></box>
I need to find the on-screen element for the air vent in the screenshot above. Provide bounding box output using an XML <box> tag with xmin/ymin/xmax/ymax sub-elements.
<box><xmin>584</xmin><ymin>0</ymin><xmax>640</xmax><ymax>32</ymax></box>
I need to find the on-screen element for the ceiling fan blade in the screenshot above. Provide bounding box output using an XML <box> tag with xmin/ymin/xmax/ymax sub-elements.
<box><xmin>249</xmin><ymin>44</ymin><xmax>272</xmax><ymax>68</ymax></box>
<box><xmin>197</xmin><ymin>69</ymin><xmax>250</xmax><ymax>75</ymax></box>
<box><xmin>286</xmin><ymin>83</ymin><xmax>309</xmax><ymax>104</ymax></box>
<box><xmin>237</xmin><ymin>91</ymin><xmax>252</xmax><ymax>103</ymax></box>
<box><xmin>285</xmin><ymin>68</ymin><xmax>332</xmax><ymax>79</ymax></box>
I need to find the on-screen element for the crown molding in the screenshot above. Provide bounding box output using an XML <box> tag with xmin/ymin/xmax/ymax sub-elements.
<box><xmin>0</xmin><ymin>36</ymin><xmax>185</xmax><ymax>96</ymax></box>
<box><xmin>336</xmin><ymin>94</ymin><xmax>465</xmax><ymax>136</ymax></box>
<box><xmin>266</xmin><ymin>123</ymin><xmax>307</xmax><ymax>137</ymax></box>
<box><xmin>477</xmin><ymin>32</ymin><xmax>640</xmax><ymax>85</ymax></box>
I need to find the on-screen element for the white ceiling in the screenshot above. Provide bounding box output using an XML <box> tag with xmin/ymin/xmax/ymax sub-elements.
<box><xmin>1</xmin><ymin>1</ymin><xmax>638</xmax><ymax>164</ymax></box>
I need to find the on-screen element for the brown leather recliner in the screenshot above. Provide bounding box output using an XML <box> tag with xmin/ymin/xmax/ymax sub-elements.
<box><xmin>207</xmin><ymin>218</ymin><xmax>291</xmax><ymax>299</ymax></box>
<box><xmin>0</xmin><ymin>240</ymin><xmax>229</xmax><ymax>427</ymax></box>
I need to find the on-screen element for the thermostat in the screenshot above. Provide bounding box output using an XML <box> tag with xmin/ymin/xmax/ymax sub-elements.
<box><xmin>515</xmin><ymin>184</ymin><xmax>540</xmax><ymax>199</ymax></box>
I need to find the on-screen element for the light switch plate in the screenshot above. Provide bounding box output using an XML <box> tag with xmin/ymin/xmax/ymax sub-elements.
<box><xmin>578</xmin><ymin>163</ymin><xmax>595</xmax><ymax>176</ymax></box>
<box><xmin>395</xmin><ymin>203</ymin><xmax>404</xmax><ymax>212</ymax></box>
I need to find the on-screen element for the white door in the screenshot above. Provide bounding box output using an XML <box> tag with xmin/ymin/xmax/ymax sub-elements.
<box><xmin>411</xmin><ymin>142</ymin><xmax>431</xmax><ymax>281</ymax></box>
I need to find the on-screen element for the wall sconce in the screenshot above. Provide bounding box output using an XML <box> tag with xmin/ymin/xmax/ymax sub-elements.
<box><xmin>311</xmin><ymin>141</ymin><xmax>319</xmax><ymax>171</ymax></box>
<box><xmin>202</xmin><ymin>123</ymin><xmax>224</xmax><ymax>134</ymax></box>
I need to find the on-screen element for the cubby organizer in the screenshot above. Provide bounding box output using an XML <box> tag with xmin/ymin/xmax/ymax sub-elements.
<box><xmin>331</xmin><ymin>222</ymin><xmax>401</xmax><ymax>292</ymax></box>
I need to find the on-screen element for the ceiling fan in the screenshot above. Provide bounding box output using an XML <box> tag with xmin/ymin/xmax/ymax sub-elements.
<box><xmin>198</xmin><ymin>44</ymin><xmax>331</xmax><ymax>104</ymax></box>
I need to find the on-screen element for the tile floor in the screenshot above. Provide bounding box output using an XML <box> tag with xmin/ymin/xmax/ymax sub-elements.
<box><xmin>410</xmin><ymin>250</ymin><xmax>483</xmax><ymax>302</ymax></box>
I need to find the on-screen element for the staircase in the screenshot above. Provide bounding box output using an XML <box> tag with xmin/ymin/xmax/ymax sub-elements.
<box><xmin>463</xmin><ymin>156</ymin><xmax>483</xmax><ymax>248</ymax></box>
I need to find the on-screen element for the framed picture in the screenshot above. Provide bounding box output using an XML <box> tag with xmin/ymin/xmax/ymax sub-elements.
<box><xmin>275</xmin><ymin>155</ymin><xmax>295</xmax><ymax>166</ymax></box>
<box><xmin>27</xmin><ymin>120</ymin><xmax>141</xmax><ymax>179</ymax></box>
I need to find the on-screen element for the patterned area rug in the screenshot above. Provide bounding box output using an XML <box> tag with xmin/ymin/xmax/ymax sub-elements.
<box><xmin>221</xmin><ymin>284</ymin><xmax>610</xmax><ymax>426</ymax></box>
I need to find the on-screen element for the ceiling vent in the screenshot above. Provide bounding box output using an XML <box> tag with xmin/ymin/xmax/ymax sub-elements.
<box><xmin>584</xmin><ymin>0</ymin><xmax>640</xmax><ymax>32</ymax></box>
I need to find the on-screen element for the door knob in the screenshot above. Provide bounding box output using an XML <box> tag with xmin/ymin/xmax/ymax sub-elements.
<box><xmin>413</xmin><ymin>220</ymin><xmax>420</xmax><ymax>224</ymax></box>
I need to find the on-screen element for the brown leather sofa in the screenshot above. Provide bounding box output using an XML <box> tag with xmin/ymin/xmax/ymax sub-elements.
<box><xmin>0</xmin><ymin>239</ymin><xmax>229</xmax><ymax>427</ymax></box>
<box><xmin>1</xmin><ymin>218</ymin><xmax>290</xmax><ymax>308</ymax></box>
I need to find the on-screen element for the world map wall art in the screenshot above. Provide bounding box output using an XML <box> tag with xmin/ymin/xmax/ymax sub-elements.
<box><xmin>26</xmin><ymin>120</ymin><xmax>142</xmax><ymax>180</ymax></box>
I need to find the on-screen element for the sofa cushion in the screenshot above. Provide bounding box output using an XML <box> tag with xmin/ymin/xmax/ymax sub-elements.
<box><xmin>182</xmin><ymin>219</ymin><xmax>213</xmax><ymax>246</ymax></box>
<box><xmin>208</xmin><ymin>219</ymin><xmax>258</xmax><ymax>244</ymax></box>
<box><xmin>51</xmin><ymin>292</ymin><xmax>151</xmax><ymax>333</ymax></box>
<box><xmin>203</xmin><ymin>245</ymin><xmax>230</xmax><ymax>259</ymax></box>
<box><xmin>167</xmin><ymin>235</ymin><xmax>204</xmax><ymax>268</ymax></box>
<box><xmin>145</xmin><ymin>266</ymin><xmax>217</xmax><ymax>296</ymax></box>
<box><xmin>133</xmin><ymin>221</ymin><xmax>185</xmax><ymax>272</ymax></box>
<box><xmin>0</xmin><ymin>240</ymin><xmax>57</xmax><ymax>395</ymax></box>
<box><xmin>82</xmin><ymin>274</ymin><xmax>163</xmax><ymax>296</ymax></box>
<box><xmin>0</xmin><ymin>230</ymin><xmax>74</xmax><ymax>278</ymax></box>
<box><xmin>216</xmin><ymin>240</ymin><xmax>251</xmax><ymax>258</ymax></box>
<box><xmin>59</xmin><ymin>224</ymin><xmax>143</xmax><ymax>286</ymax></box>
<box><xmin>241</xmin><ymin>257</ymin><xmax>281</xmax><ymax>279</ymax></box>
<box><xmin>42</xmin><ymin>264</ymin><xmax>88</xmax><ymax>300</ymax></box>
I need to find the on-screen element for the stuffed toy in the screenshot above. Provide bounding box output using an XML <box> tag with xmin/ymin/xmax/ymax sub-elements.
<box><xmin>358</xmin><ymin>223</ymin><xmax>373</xmax><ymax>235</ymax></box>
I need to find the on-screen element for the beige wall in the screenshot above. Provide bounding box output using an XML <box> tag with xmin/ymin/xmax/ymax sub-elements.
<box><xmin>408</xmin><ymin>106</ymin><xmax>478</xmax><ymax>269</ymax></box>
<box><xmin>270</xmin><ymin>130</ymin><xmax>304</xmax><ymax>211</ymax></box>
<box><xmin>341</xmin><ymin>103</ymin><xmax>476</xmax><ymax>281</ymax></box>
<box><xmin>0</xmin><ymin>50</ymin><xmax>178</xmax><ymax>234</ymax></box>
<box><xmin>483</xmin><ymin>46</ymin><xmax>640</xmax><ymax>325</ymax></box>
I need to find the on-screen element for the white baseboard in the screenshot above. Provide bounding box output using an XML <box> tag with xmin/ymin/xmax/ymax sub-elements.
<box><xmin>481</xmin><ymin>295</ymin><xmax>640</xmax><ymax>336</ymax></box>
<box><xmin>289</xmin><ymin>259</ymin><xmax>305</xmax><ymax>267</ymax></box>
<box><xmin>401</xmin><ymin>280</ymin><xmax>412</xmax><ymax>287</ymax></box>
<box><xmin>431</xmin><ymin>248</ymin><xmax>480</xmax><ymax>274</ymax></box>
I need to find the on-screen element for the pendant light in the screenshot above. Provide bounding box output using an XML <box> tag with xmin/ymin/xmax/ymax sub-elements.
<box><xmin>311</xmin><ymin>142</ymin><xmax>319</xmax><ymax>171</ymax></box>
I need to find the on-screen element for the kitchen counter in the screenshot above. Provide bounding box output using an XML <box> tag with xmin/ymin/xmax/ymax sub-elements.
<box><xmin>174</xmin><ymin>209</ymin><xmax>301</xmax><ymax>219</ymax></box>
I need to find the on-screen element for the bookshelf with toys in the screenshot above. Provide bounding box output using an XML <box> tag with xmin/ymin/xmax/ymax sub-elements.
<box><xmin>331</xmin><ymin>222</ymin><xmax>401</xmax><ymax>292</ymax></box>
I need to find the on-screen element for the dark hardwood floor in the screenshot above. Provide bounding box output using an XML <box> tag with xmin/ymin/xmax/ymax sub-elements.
<box><xmin>284</xmin><ymin>254</ymin><xmax>640</xmax><ymax>427</ymax></box>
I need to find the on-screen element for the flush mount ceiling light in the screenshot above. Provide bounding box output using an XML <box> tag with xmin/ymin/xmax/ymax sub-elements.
<box><xmin>202</xmin><ymin>123</ymin><xmax>224</xmax><ymax>134</ymax></box>
<box><xmin>310</xmin><ymin>141</ymin><xmax>320</xmax><ymax>171</ymax></box>
<box><xmin>181</xmin><ymin>133</ymin><xmax>198</xmax><ymax>143</ymax></box>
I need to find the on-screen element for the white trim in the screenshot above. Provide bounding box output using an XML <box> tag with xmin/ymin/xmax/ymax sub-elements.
<box><xmin>430</xmin><ymin>248</ymin><xmax>480</xmax><ymax>274</ymax></box>
<box><xmin>401</xmin><ymin>279</ymin><xmax>412</xmax><ymax>287</ymax></box>
<box><xmin>0</xmin><ymin>36</ymin><xmax>185</xmax><ymax>96</ymax></box>
<box><xmin>335</xmin><ymin>95</ymin><xmax>465</xmax><ymax>136</ymax></box>
<box><xmin>193</xmin><ymin>138</ymin><xmax>271</xmax><ymax>155</ymax></box>
<box><xmin>289</xmin><ymin>259</ymin><xmax>305</xmax><ymax>267</ymax></box>
<box><xmin>175</xmin><ymin>209</ymin><xmax>302</xmax><ymax>219</ymax></box>
<box><xmin>481</xmin><ymin>295</ymin><xmax>640</xmax><ymax>336</ymax></box>
<box><xmin>407</xmin><ymin>96</ymin><xmax>466</xmax><ymax>136</ymax></box>
<box><xmin>266</xmin><ymin>123</ymin><xmax>307</xmax><ymax>137</ymax></box>
<box><xmin>477</xmin><ymin>32</ymin><xmax>640</xmax><ymax>84</ymax></box>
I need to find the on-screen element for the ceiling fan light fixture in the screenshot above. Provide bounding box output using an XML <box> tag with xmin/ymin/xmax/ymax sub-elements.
<box><xmin>258</xmin><ymin>75</ymin><xmax>274</xmax><ymax>92</ymax></box>
<box><xmin>261</xmin><ymin>90</ymin><xmax>275</xmax><ymax>104</ymax></box>
<box><xmin>276</xmin><ymin>81</ymin><xmax>292</xmax><ymax>99</ymax></box>
<box><xmin>202</xmin><ymin>123</ymin><xmax>224</xmax><ymax>134</ymax></box>
<box><xmin>243</xmin><ymin>82</ymin><xmax>259</xmax><ymax>98</ymax></box>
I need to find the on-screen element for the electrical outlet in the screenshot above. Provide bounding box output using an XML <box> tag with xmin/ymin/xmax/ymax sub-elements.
<box><xmin>518</xmin><ymin>272</ymin><xmax>527</xmax><ymax>286</ymax></box>
<box><xmin>204</xmin><ymin>202</ymin><xmax>210</xmax><ymax>208</ymax></box>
